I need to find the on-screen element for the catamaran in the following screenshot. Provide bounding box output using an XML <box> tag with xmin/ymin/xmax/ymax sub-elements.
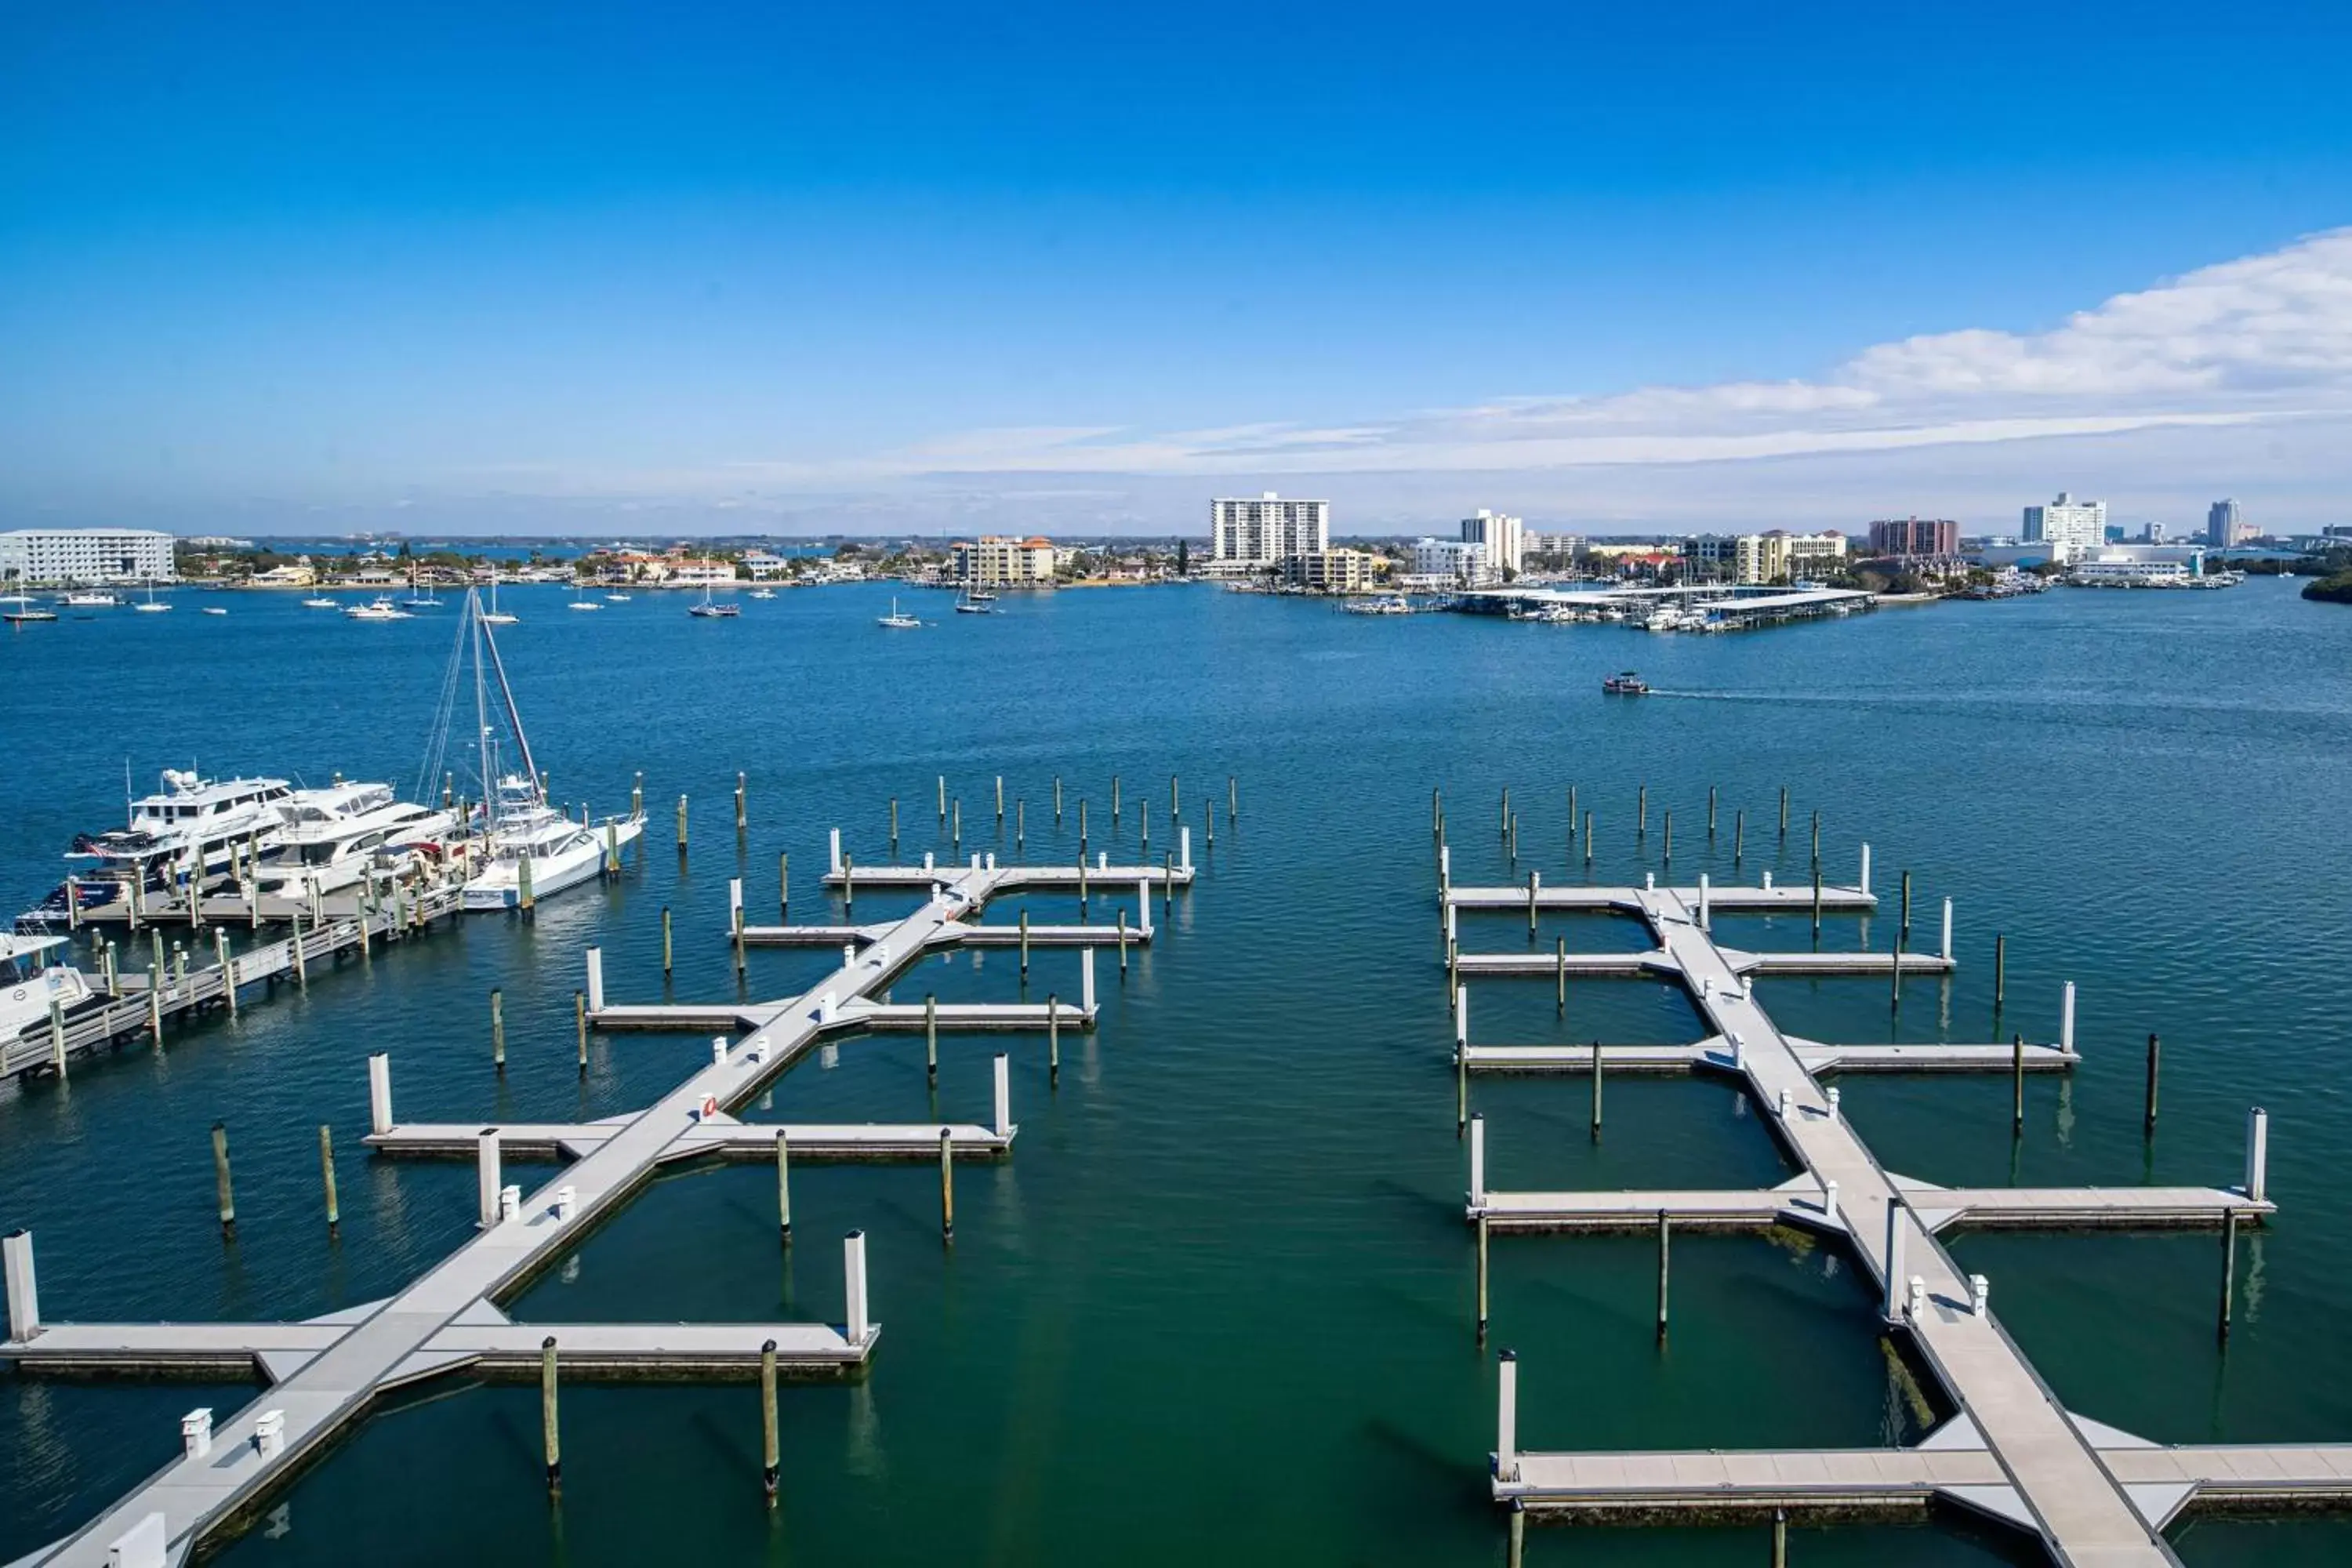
<box><xmin>438</xmin><ymin>590</ymin><xmax>644</xmax><ymax>910</ymax></box>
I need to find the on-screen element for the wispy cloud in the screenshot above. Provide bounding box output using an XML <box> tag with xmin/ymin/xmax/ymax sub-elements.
<box><xmin>699</xmin><ymin>226</ymin><xmax>2352</xmax><ymax>486</ymax></box>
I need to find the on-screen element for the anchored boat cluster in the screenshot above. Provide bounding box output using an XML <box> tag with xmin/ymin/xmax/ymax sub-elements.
<box><xmin>1434</xmin><ymin>784</ymin><xmax>2336</xmax><ymax>1567</ymax></box>
<box><xmin>1</xmin><ymin>775</ymin><xmax>1214</xmax><ymax>1567</ymax></box>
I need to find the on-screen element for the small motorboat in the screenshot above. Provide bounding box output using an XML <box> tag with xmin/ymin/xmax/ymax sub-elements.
<box><xmin>1602</xmin><ymin>670</ymin><xmax>1650</xmax><ymax>695</ymax></box>
<box><xmin>200</xmin><ymin>607</ymin><xmax>229</xmax><ymax>616</ymax></box>
<box><xmin>750</xmin><ymin>588</ymin><xmax>776</xmax><ymax>600</ymax></box>
<box><xmin>303</xmin><ymin>596</ymin><xmax>339</xmax><ymax>609</ymax></box>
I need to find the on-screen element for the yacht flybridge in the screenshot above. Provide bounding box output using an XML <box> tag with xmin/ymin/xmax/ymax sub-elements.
<box><xmin>434</xmin><ymin>590</ymin><xmax>643</xmax><ymax>911</ymax></box>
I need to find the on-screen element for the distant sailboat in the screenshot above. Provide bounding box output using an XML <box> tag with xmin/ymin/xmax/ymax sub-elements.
<box><xmin>877</xmin><ymin>597</ymin><xmax>922</xmax><ymax>628</ymax></box>
<box><xmin>482</xmin><ymin>579</ymin><xmax>518</xmax><ymax>625</ymax></box>
<box><xmin>131</xmin><ymin>579</ymin><xmax>172</xmax><ymax>613</ymax></box>
<box><xmin>687</xmin><ymin>581</ymin><xmax>739</xmax><ymax>618</ymax></box>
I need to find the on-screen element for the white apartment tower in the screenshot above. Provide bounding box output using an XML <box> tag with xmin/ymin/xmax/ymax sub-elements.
<box><xmin>2022</xmin><ymin>492</ymin><xmax>2107</xmax><ymax>558</ymax></box>
<box><xmin>1460</xmin><ymin>510</ymin><xmax>1525</xmax><ymax>575</ymax></box>
<box><xmin>1210</xmin><ymin>493</ymin><xmax>1329</xmax><ymax>566</ymax></box>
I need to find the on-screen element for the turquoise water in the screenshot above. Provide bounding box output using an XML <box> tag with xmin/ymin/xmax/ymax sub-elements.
<box><xmin>1</xmin><ymin>577</ymin><xmax>2346</xmax><ymax>1565</ymax></box>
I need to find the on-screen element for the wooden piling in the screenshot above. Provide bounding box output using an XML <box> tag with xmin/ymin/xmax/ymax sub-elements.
<box><xmin>779</xmin><ymin>853</ymin><xmax>789</xmax><ymax>921</ymax></box>
<box><xmin>1810</xmin><ymin>810</ymin><xmax>1820</xmax><ymax>872</ymax></box>
<box><xmin>925</xmin><ymin>993</ymin><xmax>938</xmax><ymax>1083</ymax></box>
<box><xmin>575</xmin><ymin>992</ymin><xmax>587</xmax><ymax>1069</ymax></box>
<box><xmin>1590</xmin><ymin>1040</ymin><xmax>1603</xmax><ymax>1138</ymax></box>
<box><xmin>937</xmin><ymin>775</ymin><xmax>946</xmax><ymax>821</ymax></box>
<box><xmin>1772</xmin><ymin>1508</ymin><xmax>1788</xmax><ymax>1567</ymax></box>
<box><xmin>492</xmin><ymin>988</ymin><xmax>506</xmax><ymax>1073</ymax></box>
<box><xmin>1734</xmin><ymin>808</ymin><xmax>1745</xmax><ymax>865</ymax></box>
<box><xmin>1171</xmin><ymin>774</ymin><xmax>1180</xmax><ymax>818</ymax></box>
<box><xmin>1556</xmin><ymin>938</ymin><xmax>1567</xmax><ymax>1014</ymax></box>
<box><xmin>1079</xmin><ymin>799</ymin><xmax>1089</xmax><ymax>858</ymax></box>
<box><xmin>1900</xmin><ymin>869</ymin><xmax>1912</xmax><ymax>940</ymax></box>
<box><xmin>1779</xmin><ymin>787</ymin><xmax>1789</xmax><ymax>838</ymax></box>
<box><xmin>1656</xmin><ymin>1210</ymin><xmax>1670</xmax><ymax>1341</ymax></box>
<box><xmin>2144</xmin><ymin>1033</ymin><xmax>2161</xmax><ymax>1132</ymax></box>
<box><xmin>939</xmin><ymin>1127</ymin><xmax>955</xmax><ymax>1240</ymax></box>
<box><xmin>1228</xmin><ymin>775</ymin><xmax>1237</xmax><ymax>822</ymax></box>
<box><xmin>1117</xmin><ymin>909</ymin><xmax>1129</xmax><ymax>973</ymax></box>
<box><xmin>1112</xmin><ymin>774</ymin><xmax>1121</xmax><ymax>826</ymax></box>
<box><xmin>211</xmin><ymin>1122</ymin><xmax>235</xmax><ymax>1239</ymax></box>
<box><xmin>319</xmin><ymin>1125</ymin><xmax>339</xmax><ymax>1237</ymax></box>
<box><xmin>1456</xmin><ymin>1036</ymin><xmax>1468</xmax><ymax>1134</ymax></box>
<box><xmin>1140</xmin><ymin>799</ymin><xmax>1149</xmax><ymax>853</ymax></box>
<box><xmin>662</xmin><ymin>907</ymin><xmax>673</xmax><ymax>975</ymax></box>
<box><xmin>735</xmin><ymin>771</ymin><xmax>746</xmax><ymax>833</ymax></box>
<box><xmin>2218</xmin><ymin>1208</ymin><xmax>2238</xmax><ymax>1341</ymax></box>
<box><xmin>1638</xmin><ymin>783</ymin><xmax>1647</xmax><ymax>837</ymax></box>
<box><xmin>996</xmin><ymin>775</ymin><xmax>1004</xmax><ymax>824</ymax></box>
<box><xmin>1018</xmin><ymin>799</ymin><xmax>1026</xmax><ymax>851</ymax></box>
<box><xmin>1054</xmin><ymin>776</ymin><xmax>1062</xmax><ymax>824</ymax></box>
<box><xmin>1500</xmin><ymin>786</ymin><xmax>1511</xmax><ymax>836</ymax></box>
<box><xmin>1812</xmin><ymin>868</ymin><xmax>1822</xmax><ymax>935</ymax></box>
<box><xmin>2012</xmin><ymin>1033</ymin><xmax>2025</xmax><ymax>1133</ymax></box>
<box><xmin>1663</xmin><ymin>811</ymin><xmax>1672</xmax><ymax>863</ymax></box>
<box><xmin>952</xmin><ymin>800</ymin><xmax>961</xmax><ymax>851</ymax></box>
<box><xmin>840</xmin><ymin>853</ymin><xmax>854</xmax><ymax>920</ymax></box>
<box><xmin>1048</xmin><ymin>993</ymin><xmax>1060</xmax><ymax>1086</ymax></box>
<box><xmin>1994</xmin><ymin>934</ymin><xmax>2006</xmax><ymax>1008</ymax></box>
<box><xmin>676</xmin><ymin>794</ymin><xmax>688</xmax><ymax>853</ymax></box>
<box><xmin>775</xmin><ymin>1128</ymin><xmax>791</xmax><ymax>1240</ymax></box>
<box><xmin>1207</xmin><ymin>799</ymin><xmax>1217</xmax><ymax>848</ymax></box>
<box><xmin>1708</xmin><ymin>785</ymin><xmax>1718</xmax><ymax>837</ymax></box>
<box><xmin>1475</xmin><ymin>1214</ymin><xmax>1490</xmax><ymax>1342</ymax></box>
<box><xmin>760</xmin><ymin>1339</ymin><xmax>781</xmax><ymax>1504</ymax></box>
<box><xmin>541</xmin><ymin>1336</ymin><xmax>561</xmax><ymax>1494</ymax></box>
<box><xmin>1583</xmin><ymin>812</ymin><xmax>1594</xmax><ymax>867</ymax></box>
<box><xmin>1568</xmin><ymin>784</ymin><xmax>1578</xmax><ymax>837</ymax></box>
<box><xmin>1019</xmin><ymin>909</ymin><xmax>1030</xmax><ymax>978</ymax></box>
<box><xmin>889</xmin><ymin>798</ymin><xmax>898</xmax><ymax>856</ymax></box>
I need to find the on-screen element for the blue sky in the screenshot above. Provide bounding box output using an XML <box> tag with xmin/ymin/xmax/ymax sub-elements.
<box><xmin>5</xmin><ymin>1</ymin><xmax>2350</xmax><ymax>535</ymax></box>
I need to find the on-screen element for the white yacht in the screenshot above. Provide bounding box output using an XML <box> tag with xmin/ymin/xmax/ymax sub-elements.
<box><xmin>56</xmin><ymin>770</ymin><xmax>295</xmax><ymax>913</ymax></box>
<box><xmin>61</xmin><ymin>590</ymin><xmax>120</xmax><ymax>607</ymax></box>
<box><xmin>1</xmin><ymin>933</ymin><xmax>93</xmax><ymax>1046</ymax></box>
<box><xmin>481</xmin><ymin>580</ymin><xmax>518</xmax><ymax>625</ymax></box>
<box><xmin>347</xmin><ymin>596</ymin><xmax>412</xmax><ymax>622</ymax></box>
<box><xmin>255</xmin><ymin>782</ymin><xmax>458</xmax><ymax>900</ymax></box>
<box><xmin>877</xmin><ymin>597</ymin><xmax>922</xmax><ymax>628</ymax></box>
<box><xmin>442</xmin><ymin>590</ymin><xmax>644</xmax><ymax>911</ymax></box>
<box><xmin>303</xmin><ymin>595</ymin><xmax>340</xmax><ymax>609</ymax></box>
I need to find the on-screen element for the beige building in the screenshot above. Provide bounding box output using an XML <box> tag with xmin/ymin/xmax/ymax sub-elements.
<box><xmin>1686</xmin><ymin>532</ymin><xmax>1849</xmax><ymax>585</ymax></box>
<box><xmin>954</xmin><ymin>535</ymin><xmax>1056</xmax><ymax>587</ymax></box>
<box><xmin>1287</xmin><ymin>548</ymin><xmax>1381</xmax><ymax>593</ymax></box>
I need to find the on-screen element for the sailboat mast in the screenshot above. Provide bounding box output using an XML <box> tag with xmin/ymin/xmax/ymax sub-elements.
<box><xmin>477</xmin><ymin>608</ymin><xmax>541</xmax><ymax>800</ymax></box>
<box><xmin>472</xmin><ymin>591</ymin><xmax>493</xmax><ymax>818</ymax></box>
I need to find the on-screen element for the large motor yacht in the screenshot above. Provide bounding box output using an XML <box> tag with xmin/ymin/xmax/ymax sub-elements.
<box><xmin>53</xmin><ymin>771</ymin><xmax>295</xmax><ymax>914</ymax></box>
<box><xmin>255</xmin><ymin>782</ymin><xmax>459</xmax><ymax>901</ymax></box>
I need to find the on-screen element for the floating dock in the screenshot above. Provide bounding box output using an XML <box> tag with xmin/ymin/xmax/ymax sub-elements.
<box><xmin>3</xmin><ymin>831</ymin><xmax>1199</xmax><ymax>1567</ymax></box>
<box><xmin>1446</xmin><ymin>858</ymin><xmax>2290</xmax><ymax>1563</ymax></box>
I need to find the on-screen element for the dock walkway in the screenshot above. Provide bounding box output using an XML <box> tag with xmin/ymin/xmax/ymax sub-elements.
<box><xmin>1447</xmin><ymin>869</ymin><xmax>2280</xmax><ymax>1564</ymax></box>
<box><xmin>5</xmin><ymin>846</ymin><xmax>1195</xmax><ymax>1567</ymax></box>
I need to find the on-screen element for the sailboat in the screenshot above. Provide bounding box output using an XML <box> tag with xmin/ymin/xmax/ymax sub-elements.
<box><xmin>441</xmin><ymin>590</ymin><xmax>644</xmax><ymax>911</ymax></box>
<box><xmin>877</xmin><ymin>597</ymin><xmax>922</xmax><ymax>629</ymax></box>
<box><xmin>687</xmin><ymin>581</ymin><xmax>739</xmax><ymax>618</ymax></box>
<box><xmin>401</xmin><ymin>561</ymin><xmax>441</xmax><ymax>609</ymax></box>
<box><xmin>2</xmin><ymin>593</ymin><xmax>58</xmax><ymax>624</ymax></box>
<box><xmin>132</xmin><ymin>578</ymin><xmax>172</xmax><ymax>613</ymax></box>
<box><xmin>953</xmin><ymin>590</ymin><xmax>993</xmax><ymax>614</ymax></box>
<box><xmin>568</xmin><ymin>580</ymin><xmax>601</xmax><ymax>612</ymax></box>
<box><xmin>481</xmin><ymin>579</ymin><xmax>518</xmax><ymax>625</ymax></box>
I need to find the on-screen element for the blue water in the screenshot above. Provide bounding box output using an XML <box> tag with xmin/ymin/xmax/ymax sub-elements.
<box><xmin>0</xmin><ymin>576</ymin><xmax>2347</xmax><ymax>1565</ymax></box>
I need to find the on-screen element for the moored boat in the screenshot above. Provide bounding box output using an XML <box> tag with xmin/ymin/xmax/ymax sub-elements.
<box><xmin>1602</xmin><ymin>670</ymin><xmax>1650</xmax><ymax>695</ymax></box>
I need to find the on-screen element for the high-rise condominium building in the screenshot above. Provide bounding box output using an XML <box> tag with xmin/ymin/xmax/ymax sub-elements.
<box><xmin>1209</xmin><ymin>493</ymin><xmax>1329</xmax><ymax>566</ymax></box>
<box><xmin>0</xmin><ymin>528</ymin><xmax>176</xmax><ymax>586</ymax></box>
<box><xmin>2206</xmin><ymin>499</ymin><xmax>2254</xmax><ymax>547</ymax></box>
<box><xmin>1868</xmin><ymin>517</ymin><xmax>1960</xmax><ymax>557</ymax></box>
<box><xmin>2022</xmin><ymin>492</ymin><xmax>2107</xmax><ymax>557</ymax></box>
<box><xmin>1460</xmin><ymin>510</ymin><xmax>1524</xmax><ymax>575</ymax></box>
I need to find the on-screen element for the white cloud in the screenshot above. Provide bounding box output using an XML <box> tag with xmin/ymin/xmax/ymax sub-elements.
<box><xmin>716</xmin><ymin>226</ymin><xmax>2352</xmax><ymax>485</ymax></box>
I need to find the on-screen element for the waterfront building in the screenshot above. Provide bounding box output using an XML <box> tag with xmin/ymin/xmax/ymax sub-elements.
<box><xmin>249</xmin><ymin>561</ymin><xmax>319</xmax><ymax>587</ymax></box>
<box><xmin>1684</xmin><ymin>531</ymin><xmax>1849</xmax><ymax>585</ymax></box>
<box><xmin>2068</xmin><ymin>545</ymin><xmax>2209</xmax><ymax>586</ymax></box>
<box><xmin>1210</xmin><ymin>493</ymin><xmax>1329</xmax><ymax>568</ymax></box>
<box><xmin>1870</xmin><ymin>517</ymin><xmax>1960</xmax><ymax>557</ymax></box>
<box><xmin>1460</xmin><ymin>510</ymin><xmax>1525</xmax><ymax>575</ymax></box>
<box><xmin>1523</xmin><ymin>531</ymin><xmax>1584</xmax><ymax>563</ymax></box>
<box><xmin>2022</xmin><ymin>492</ymin><xmax>2107</xmax><ymax>560</ymax></box>
<box><xmin>953</xmin><ymin>535</ymin><xmax>1056</xmax><ymax>587</ymax></box>
<box><xmin>0</xmin><ymin>528</ymin><xmax>176</xmax><ymax>586</ymax></box>
<box><xmin>740</xmin><ymin>550</ymin><xmax>793</xmax><ymax>581</ymax></box>
<box><xmin>1286</xmin><ymin>548</ymin><xmax>1381</xmax><ymax>593</ymax></box>
<box><xmin>1410</xmin><ymin>538</ymin><xmax>1494</xmax><ymax>586</ymax></box>
<box><xmin>2207</xmin><ymin>499</ymin><xmax>2256</xmax><ymax>547</ymax></box>
<box><xmin>667</xmin><ymin>558</ymin><xmax>739</xmax><ymax>587</ymax></box>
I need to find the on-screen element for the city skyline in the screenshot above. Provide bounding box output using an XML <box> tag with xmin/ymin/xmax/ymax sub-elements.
<box><xmin>4</xmin><ymin>2</ymin><xmax>2349</xmax><ymax>537</ymax></box>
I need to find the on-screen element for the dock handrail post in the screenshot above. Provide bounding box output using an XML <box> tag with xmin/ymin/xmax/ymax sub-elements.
<box><xmin>214</xmin><ymin>929</ymin><xmax>235</xmax><ymax>1017</ymax></box>
<box><xmin>2144</xmin><ymin>1034</ymin><xmax>2161</xmax><ymax>1132</ymax></box>
<box><xmin>211</xmin><ymin>1122</ymin><xmax>236</xmax><ymax>1239</ymax></box>
<box><xmin>775</xmin><ymin>1128</ymin><xmax>792</xmax><ymax>1241</ymax></box>
<box><xmin>320</xmin><ymin>1125</ymin><xmax>339</xmax><ymax>1236</ymax></box>
<box><xmin>924</xmin><ymin>993</ymin><xmax>938</xmax><ymax>1083</ymax></box>
<box><xmin>1941</xmin><ymin>898</ymin><xmax>1954</xmax><ymax>962</ymax></box>
<box><xmin>1495</xmin><ymin>1349</ymin><xmax>1519</xmax><ymax>1482</ymax></box>
<box><xmin>1468</xmin><ymin>1113</ymin><xmax>1486</xmax><ymax>1207</ymax></box>
<box><xmin>2060</xmin><ymin>980</ymin><xmax>2077</xmax><ymax>1056</ymax></box>
<box><xmin>541</xmin><ymin>1336</ymin><xmax>561</xmax><ymax>1494</ymax></box>
<box><xmin>477</xmin><ymin>1127</ymin><xmax>503</xmax><ymax>1229</ymax></box>
<box><xmin>844</xmin><ymin>1230</ymin><xmax>871</xmax><ymax>1343</ymax></box>
<box><xmin>828</xmin><ymin>829</ymin><xmax>842</xmax><ymax>877</ymax></box>
<box><xmin>760</xmin><ymin>1339</ymin><xmax>781</xmax><ymax>1504</ymax></box>
<box><xmin>2245</xmin><ymin>1107</ymin><xmax>2269</xmax><ymax>1203</ymax></box>
<box><xmin>1081</xmin><ymin>948</ymin><xmax>1097</xmax><ymax>1015</ymax></box>
<box><xmin>3</xmin><ymin>1229</ymin><xmax>38</xmax><ymax>1341</ymax></box>
<box><xmin>1884</xmin><ymin>1200</ymin><xmax>1907</xmax><ymax>1320</ymax></box>
<box><xmin>368</xmin><ymin>1052</ymin><xmax>392</xmax><ymax>1134</ymax></box>
<box><xmin>993</xmin><ymin>1052</ymin><xmax>1011</xmax><ymax>1138</ymax></box>
<box><xmin>585</xmin><ymin>949</ymin><xmax>604</xmax><ymax>1014</ymax></box>
<box><xmin>1858</xmin><ymin>842</ymin><xmax>1871</xmax><ymax>897</ymax></box>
